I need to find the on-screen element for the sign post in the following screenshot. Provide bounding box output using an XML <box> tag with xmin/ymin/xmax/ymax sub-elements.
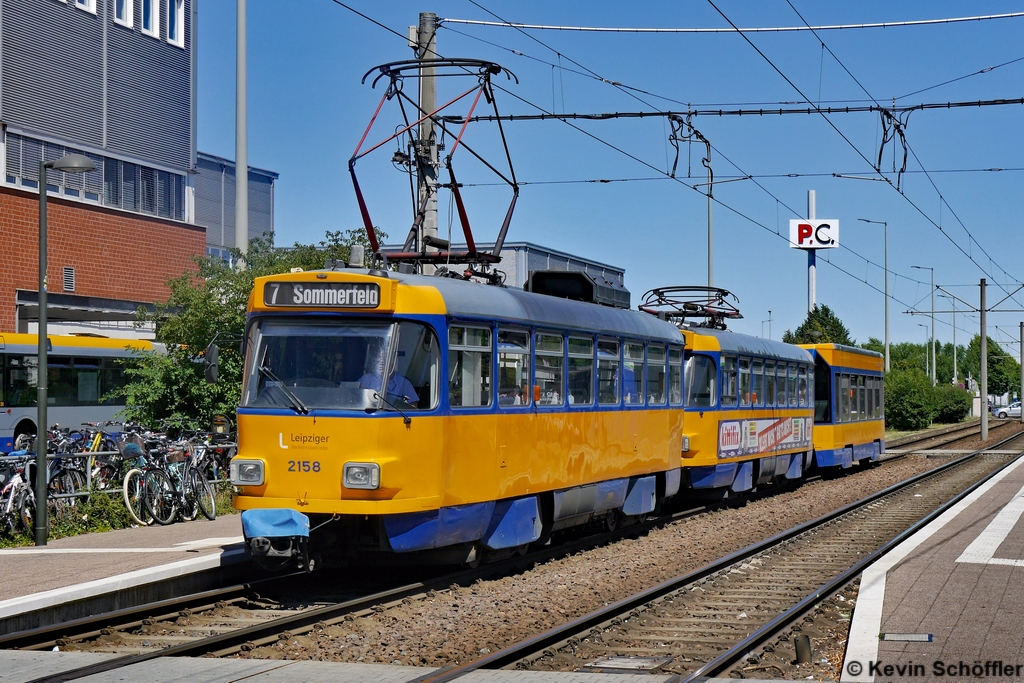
<box><xmin>789</xmin><ymin>194</ymin><xmax>839</xmax><ymax>313</ymax></box>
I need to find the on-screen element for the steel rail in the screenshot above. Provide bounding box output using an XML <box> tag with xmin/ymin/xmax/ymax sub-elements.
<box><xmin>682</xmin><ymin>438</ymin><xmax>1024</xmax><ymax>681</ymax></box>
<box><xmin>411</xmin><ymin>434</ymin><xmax>1022</xmax><ymax>682</ymax></box>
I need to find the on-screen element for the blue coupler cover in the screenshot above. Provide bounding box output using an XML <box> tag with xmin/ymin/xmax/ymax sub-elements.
<box><xmin>241</xmin><ymin>509</ymin><xmax>310</xmax><ymax>539</ymax></box>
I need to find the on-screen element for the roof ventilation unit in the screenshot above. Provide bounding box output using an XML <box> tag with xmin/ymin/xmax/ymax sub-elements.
<box><xmin>524</xmin><ymin>270</ymin><xmax>630</xmax><ymax>309</ymax></box>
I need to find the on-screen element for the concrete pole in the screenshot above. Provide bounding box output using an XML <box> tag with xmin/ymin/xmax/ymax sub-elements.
<box><xmin>981</xmin><ymin>278</ymin><xmax>988</xmax><ymax>441</ymax></box>
<box><xmin>234</xmin><ymin>0</ymin><xmax>248</xmax><ymax>256</ymax></box>
<box><xmin>417</xmin><ymin>12</ymin><xmax>438</xmax><ymax>274</ymax></box>
<box><xmin>807</xmin><ymin>190</ymin><xmax>816</xmax><ymax>313</ymax></box>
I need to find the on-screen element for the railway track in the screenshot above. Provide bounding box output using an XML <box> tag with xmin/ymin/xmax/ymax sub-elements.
<box><xmin>4</xmin><ymin>424</ymin><xmax>1002</xmax><ymax>682</ymax></box>
<box><xmin>408</xmin><ymin>433</ymin><xmax>1024</xmax><ymax>682</ymax></box>
<box><xmin>888</xmin><ymin>417</ymin><xmax>1020</xmax><ymax>452</ymax></box>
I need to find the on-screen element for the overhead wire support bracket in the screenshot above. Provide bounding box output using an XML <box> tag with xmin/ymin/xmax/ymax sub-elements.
<box><xmin>348</xmin><ymin>58</ymin><xmax>520</xmax><ymax>269</ymax></box>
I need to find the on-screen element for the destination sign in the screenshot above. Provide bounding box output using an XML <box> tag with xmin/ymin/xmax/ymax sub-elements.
<box><xmin>264</xmin><ymin>282</ymin><xmax>381</xmax><ymax>308</ymax></box>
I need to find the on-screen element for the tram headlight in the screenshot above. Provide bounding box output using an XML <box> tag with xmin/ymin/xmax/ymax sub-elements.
<box><xmin>343</xmin><ymin>462</ymin><xmax>380</xmax><ymax>489</ymax></box>
<box><xmin>681</xmin><ymin>435</ymin><xmax>691</xmax><ymax>452</ymax></box>
<box><xmin>230</xmin><ymin>460</ymin><xmax>265</xmax><ymax>486</ymax></box>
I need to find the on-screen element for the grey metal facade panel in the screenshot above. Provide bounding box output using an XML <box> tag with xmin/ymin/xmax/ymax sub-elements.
<box><xmin>105</xmin><ymin>1</ymin><xmax>191</xmax><ymax>171</ymax></box>
<box><xmin>2</xmin><ymin>0</ymin><xmax>192</xmax><ymax>172</ymax></box>
<box><xmin>2</xmin><ymin>0</ymin><xmax>105</xmax><ymax>147</ymax></box>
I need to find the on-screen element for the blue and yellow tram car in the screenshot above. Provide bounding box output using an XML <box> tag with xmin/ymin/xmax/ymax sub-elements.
<box><xmin>679</xmin><ymin>328</ymin><xmax>816</xmax><ymax>494</ymax></box>
<box><xmin>231</xmin><ymin>269</ymin><xmax>690</xmax><ymax>567</ymax></box>
<box><xmin>800</xmin><ymin>343</ymin><xmax>885</xmax><ymax>468</ymax></box>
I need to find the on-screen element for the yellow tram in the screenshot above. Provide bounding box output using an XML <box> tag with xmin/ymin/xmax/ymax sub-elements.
<box><xmin>231</xmin><ymin>269</ymin><xmax>689</xmax><ymax>568</ymax></box>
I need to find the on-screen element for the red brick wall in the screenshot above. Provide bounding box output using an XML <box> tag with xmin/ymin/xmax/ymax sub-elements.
<box><xmin>0</xmin><ymin>185</ymin><xmax>206</xmax><ymax>331</ymax></box>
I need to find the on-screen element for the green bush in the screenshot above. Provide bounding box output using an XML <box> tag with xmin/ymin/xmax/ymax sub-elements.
<box><xmin>885</xmin><ymin>368</ymin><xmax>935</xmax><ymax>430</ymax></box>
<box><xmin>933</xmin><ymin>385</ymin><xmax>973</xmax><ymax>424</ymax></box>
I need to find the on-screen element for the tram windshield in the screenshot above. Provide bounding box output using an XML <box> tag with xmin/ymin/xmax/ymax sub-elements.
<box><xmin>242</xmin><ymin>319</ymin><xmax>439</xmax><ymax>411</ymax></box>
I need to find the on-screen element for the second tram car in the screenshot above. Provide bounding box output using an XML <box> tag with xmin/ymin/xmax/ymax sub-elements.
<box><xmin>801</xmin><ymin>343</ymin><xmax>885</xmax><ymax>468</ymax></box>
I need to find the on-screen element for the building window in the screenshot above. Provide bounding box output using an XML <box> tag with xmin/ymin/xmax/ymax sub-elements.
<box><xmin>114</xmin><ymin>0</ymin><xmax>133</xmax><ymax>27</ymax></box>
<box><xmin>141</xmin><ymin>0</ymin><xmax>159</xmax><ymax>36</ymax></box>
<box><xmin>168</xmin><ymin>0</ymin><xmax>184</xmax><ymax>46</ymax></box>
<box><xmin>75</xmin><ymin>0</ymin><xmax>97</xmax><ymax>13</ymax></box>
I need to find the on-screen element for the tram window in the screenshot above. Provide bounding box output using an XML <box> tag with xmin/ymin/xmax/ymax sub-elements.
<box><xmin>597</xmin><ymin>340</ymin><xmax>620</xmax><ymax>405</ymax></box>
<box><xmin>750</xmin><ymin>359</ymin><xmax>764</xmax><ymax>407</ymax></box>
<box><xmin>568</xmin><ymin>337</ymin><xmax>594</xmax><ymax>406</ymax></box>
<box><xmin>243</xmin><ymin>319</ymin><xmax>438</xmax><ymax>412</ymax></box>
<box><xmin>646</xmin><ymin>346</ymin><xmax>667</xmax><ymax>406</ymax></box>
<box><xmin>739</xmin><ymin>357</ymin><xmax>751</xmax><ymax>407</ymax></box>
<box><xmin>798</xmin><ymin>366</ymin><xmax>809</xmax><ymax>407</ymax></box>
<box><xmin>449</xmin><ymin>326</ymin><xmax>492</xmax><ymax>408</ymax></box>
<box><xmin>536</xmin><ymin>333</ymin><xmax>565</xmax><ymax>406</ymax></box>
<box><xmin>668</xmin><ymin>347</ymin><xmax>684</xmax><ymax>405</ymax></box>
<box><xmin>685</xmin><ymin>354</ymin><xmax>716</xmax><ymax>407</ymax></box>
<box><xmin>840</xmin><ymin>374</ymin><xmax>851</xmax><ymax>422</ymax></box>
<box><xmin>877</xmin><ymin>379</ymin><xmax>884</xmax><ymax>418</ymax></box>
<box><xmin>764</xmin><ymin>361</ymin><xmax>776</xmax><ymax>407</ymax></box>
<box><xmin>623</xmin><ymin>343</ymin><xmax>644</xmax><ymax>405</ymax></box>
<box><xmin>721</xmin><ymin>356</ymin><xmax>737</xmax><ymax>406</ymax></box>
<box><xmin>498</xmin><ymin>329</ymin><xmax>531</xmax><ymax>407</ymax></box>
<box><xmin>867</xmin><ymin>376</ymin><xmax>874</xmax><ymax>419</ymax></box>
<box><xmin>787</xmin><ymin>364</ymin><xmax>798</xmax><ymax>407</ymax></box>
<box><xmin>858</xmin><ymin>375</ymin><xmax>867</xmax><ymax>420</ymax></box>
<box><xmin>814</xmin><ymin>357</ymin><xmax>830</xmax><ymax>423</ymax></box>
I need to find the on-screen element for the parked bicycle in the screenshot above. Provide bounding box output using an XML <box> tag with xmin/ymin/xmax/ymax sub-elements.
<box><xmin>143</xmin><ymin>441</ymin><xmax>216</xmax><ymax>525</ymax></box>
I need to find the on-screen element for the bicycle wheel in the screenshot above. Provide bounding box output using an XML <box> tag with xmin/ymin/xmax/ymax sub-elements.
<box><xmin>122</xmin><ymin>469</ymin><xmax>153</xmax><ymax>526</ymax></box>
<box><xmin>91</xmin><ymin>462</ymin><xmax>118</xmax><ymax>491</ymax></box>
<box><xmin>189</xmin><ymin>468</ymin><xmax>217</xmax><ymax>520</ymax></box>
<box><xmin>143</xmin><ymin>469</ymin><xmax>178</xmax><ymax>525</ymax></box>
<box><xmin>15</xmin><ymin>485</ymin><xmax>34</xmax><ymax>533</ymax></box>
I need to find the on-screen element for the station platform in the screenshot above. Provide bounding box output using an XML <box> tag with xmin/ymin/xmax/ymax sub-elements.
<box><xmin>843</xmin><ymin>453</ymin><xmax>1024</xmax><ymax>682</ymax></box>
<box><xmin>4</xmin><ymin>650</ymin><xmax>761</xmax><ymax>683</ymax></box>
<box><xmin>0</xmin><ymin>514</ymin><xmax>246</xmax><ymax>635</ymax></box>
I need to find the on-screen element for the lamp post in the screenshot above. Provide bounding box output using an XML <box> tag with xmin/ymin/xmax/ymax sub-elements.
<box><xmin>918</xmin><ymin>323</ymin><xmax>930</xmax><ymax>379</ymax></box>
<box><xmin>858</xmin><ymin>218</ymin><xmax>889</xmax><ymax>372</ymax></box>
<box><xmin>912</xmin><ymin>265</ymin><xmax>936</xmax><ymax>385</ymax></box>
<box><xmin>36</xmin><ymin>153</ymin><xmax>96</xmax><ymax>546</ymax></box>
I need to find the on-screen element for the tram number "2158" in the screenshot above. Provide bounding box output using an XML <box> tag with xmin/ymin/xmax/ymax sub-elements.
<box><xmin>288</xmin><ymin>461</ymin><xmax>321</xmax><ymax>473</ymax></box>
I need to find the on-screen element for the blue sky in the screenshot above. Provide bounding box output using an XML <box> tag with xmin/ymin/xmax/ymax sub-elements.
<box><xmin>197</xmin><ymin>1</ymin><xmax>1024</xmax><ymax>361</ymax></box>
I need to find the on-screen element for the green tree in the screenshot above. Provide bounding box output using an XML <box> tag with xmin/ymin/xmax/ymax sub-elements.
<box><xmin>781</xmin><ymin>304</ymin><xmax>854</xmax><ymax>345</ymax></box>
<box><xmin>962</xmin><ymin>335</ymin><xmax>1021</xmax><ymax>398</ymax></box>
<box><xmin>115</xmin><ymin>229</ymin><xmax>382</xmax><ymax>428</ymax></box>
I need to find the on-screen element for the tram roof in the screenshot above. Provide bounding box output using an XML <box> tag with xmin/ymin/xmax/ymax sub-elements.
<box><xmin>687</xmin><ymin>326</ymin><xmax>814</xmax><ymax>364</ymax></box>
<box><xmin>392</xmin><ymin>272</ymin><xmax>683</xmax><ymax>342</ymax></box>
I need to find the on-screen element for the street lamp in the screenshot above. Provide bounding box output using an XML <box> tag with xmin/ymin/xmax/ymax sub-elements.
<box><xmin>917</xmin><ymin>323</ymin><xmax>930</xmax><ymax>379</ymax></box>
<box><xmin>858</xmin><ymin>218</ymin><xmax>889</xmax><ymax>372</ymax></box>
<box><xmin>911</xmin><ymin>265</ymin><xmax>936</xmax><ymax>385</ymax></box>
<box><xmin>35</xmin><ymin>153</ymin><xmax>96</xmax><ymax>546</ymax></box>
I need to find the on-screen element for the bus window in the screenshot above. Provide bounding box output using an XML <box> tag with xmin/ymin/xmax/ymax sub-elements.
<box><xmin>4</xmin><ymin>355</ymin><xmax>37</xmax><ymax>407</ymax></box>
<box><xmin>449</xmin><ymin>326</ymin><xmax>492</xmax><ymax>408</ymax></box>
<box><xmin>739</xmin><ymin>357</ymin><xmax>751</xmax><ymax>407</ymax></box>
<box><xmin>685</xmin><ymin>354</ymin><xmax>716</xmax><ymax>407</ymax></box>
<box><xmin>623</xmin><ymin>343</ymin><xmax>644</xmax><ymax>404</ymax></box>
<box><xmin>536</xmin><ymin>333</ymin><xmax>564</xmax><ymax>406</ymax></box>
<box><xmin>668</xmin><ymin>347</ymin><xmax>684</xmax><ymax>405</ymax></box>
<box><xmin>597</xmin><ymin>340</ymin><xmax>620</xmax><ymax>405</ymax></box>
<box><xmin>568</xmin><ymin>337</ymin><xmax>594</xmax><ymax>406</ymax></box>
<box><xmin>498</xmin><ymin>329</ymin><xmax>531</xmax><ymax>407</ymax></box>
<box><xmin>764</xmin><ymin>361</ymin><xmax>776</xmax><ymax>407</ymax></box>
<box><xmin>721</xmin><ymin>356</ymin><xmax>737</xmax><ymax>406</ymax></box>
<box><xmin>798</xmin><ymin>366</ymin><xmax>809</xmax><ymax>407</ymax></box>
<box><xmin>646</xmin><ymin>346</ymin><xmax>666</xmax><ymax>406</ymax></box>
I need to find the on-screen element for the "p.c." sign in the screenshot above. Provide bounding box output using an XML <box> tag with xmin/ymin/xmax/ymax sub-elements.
<box><xmin>789</xmin><ymin>219</ymin><xmax>839</xmax><ymax>250</ymax></box>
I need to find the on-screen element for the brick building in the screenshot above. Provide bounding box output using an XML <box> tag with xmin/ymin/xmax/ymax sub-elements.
<box><xmin>0</xmin><ymin>0</ymin><xmax>275</xmax><ymax>336</ymax></box>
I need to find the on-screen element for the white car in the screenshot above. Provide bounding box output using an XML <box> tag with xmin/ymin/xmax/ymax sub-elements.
<box><xmin>995</xmin><ymin>402</ymin><xmax>1022</xmax><ymax>419</ymax></box>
